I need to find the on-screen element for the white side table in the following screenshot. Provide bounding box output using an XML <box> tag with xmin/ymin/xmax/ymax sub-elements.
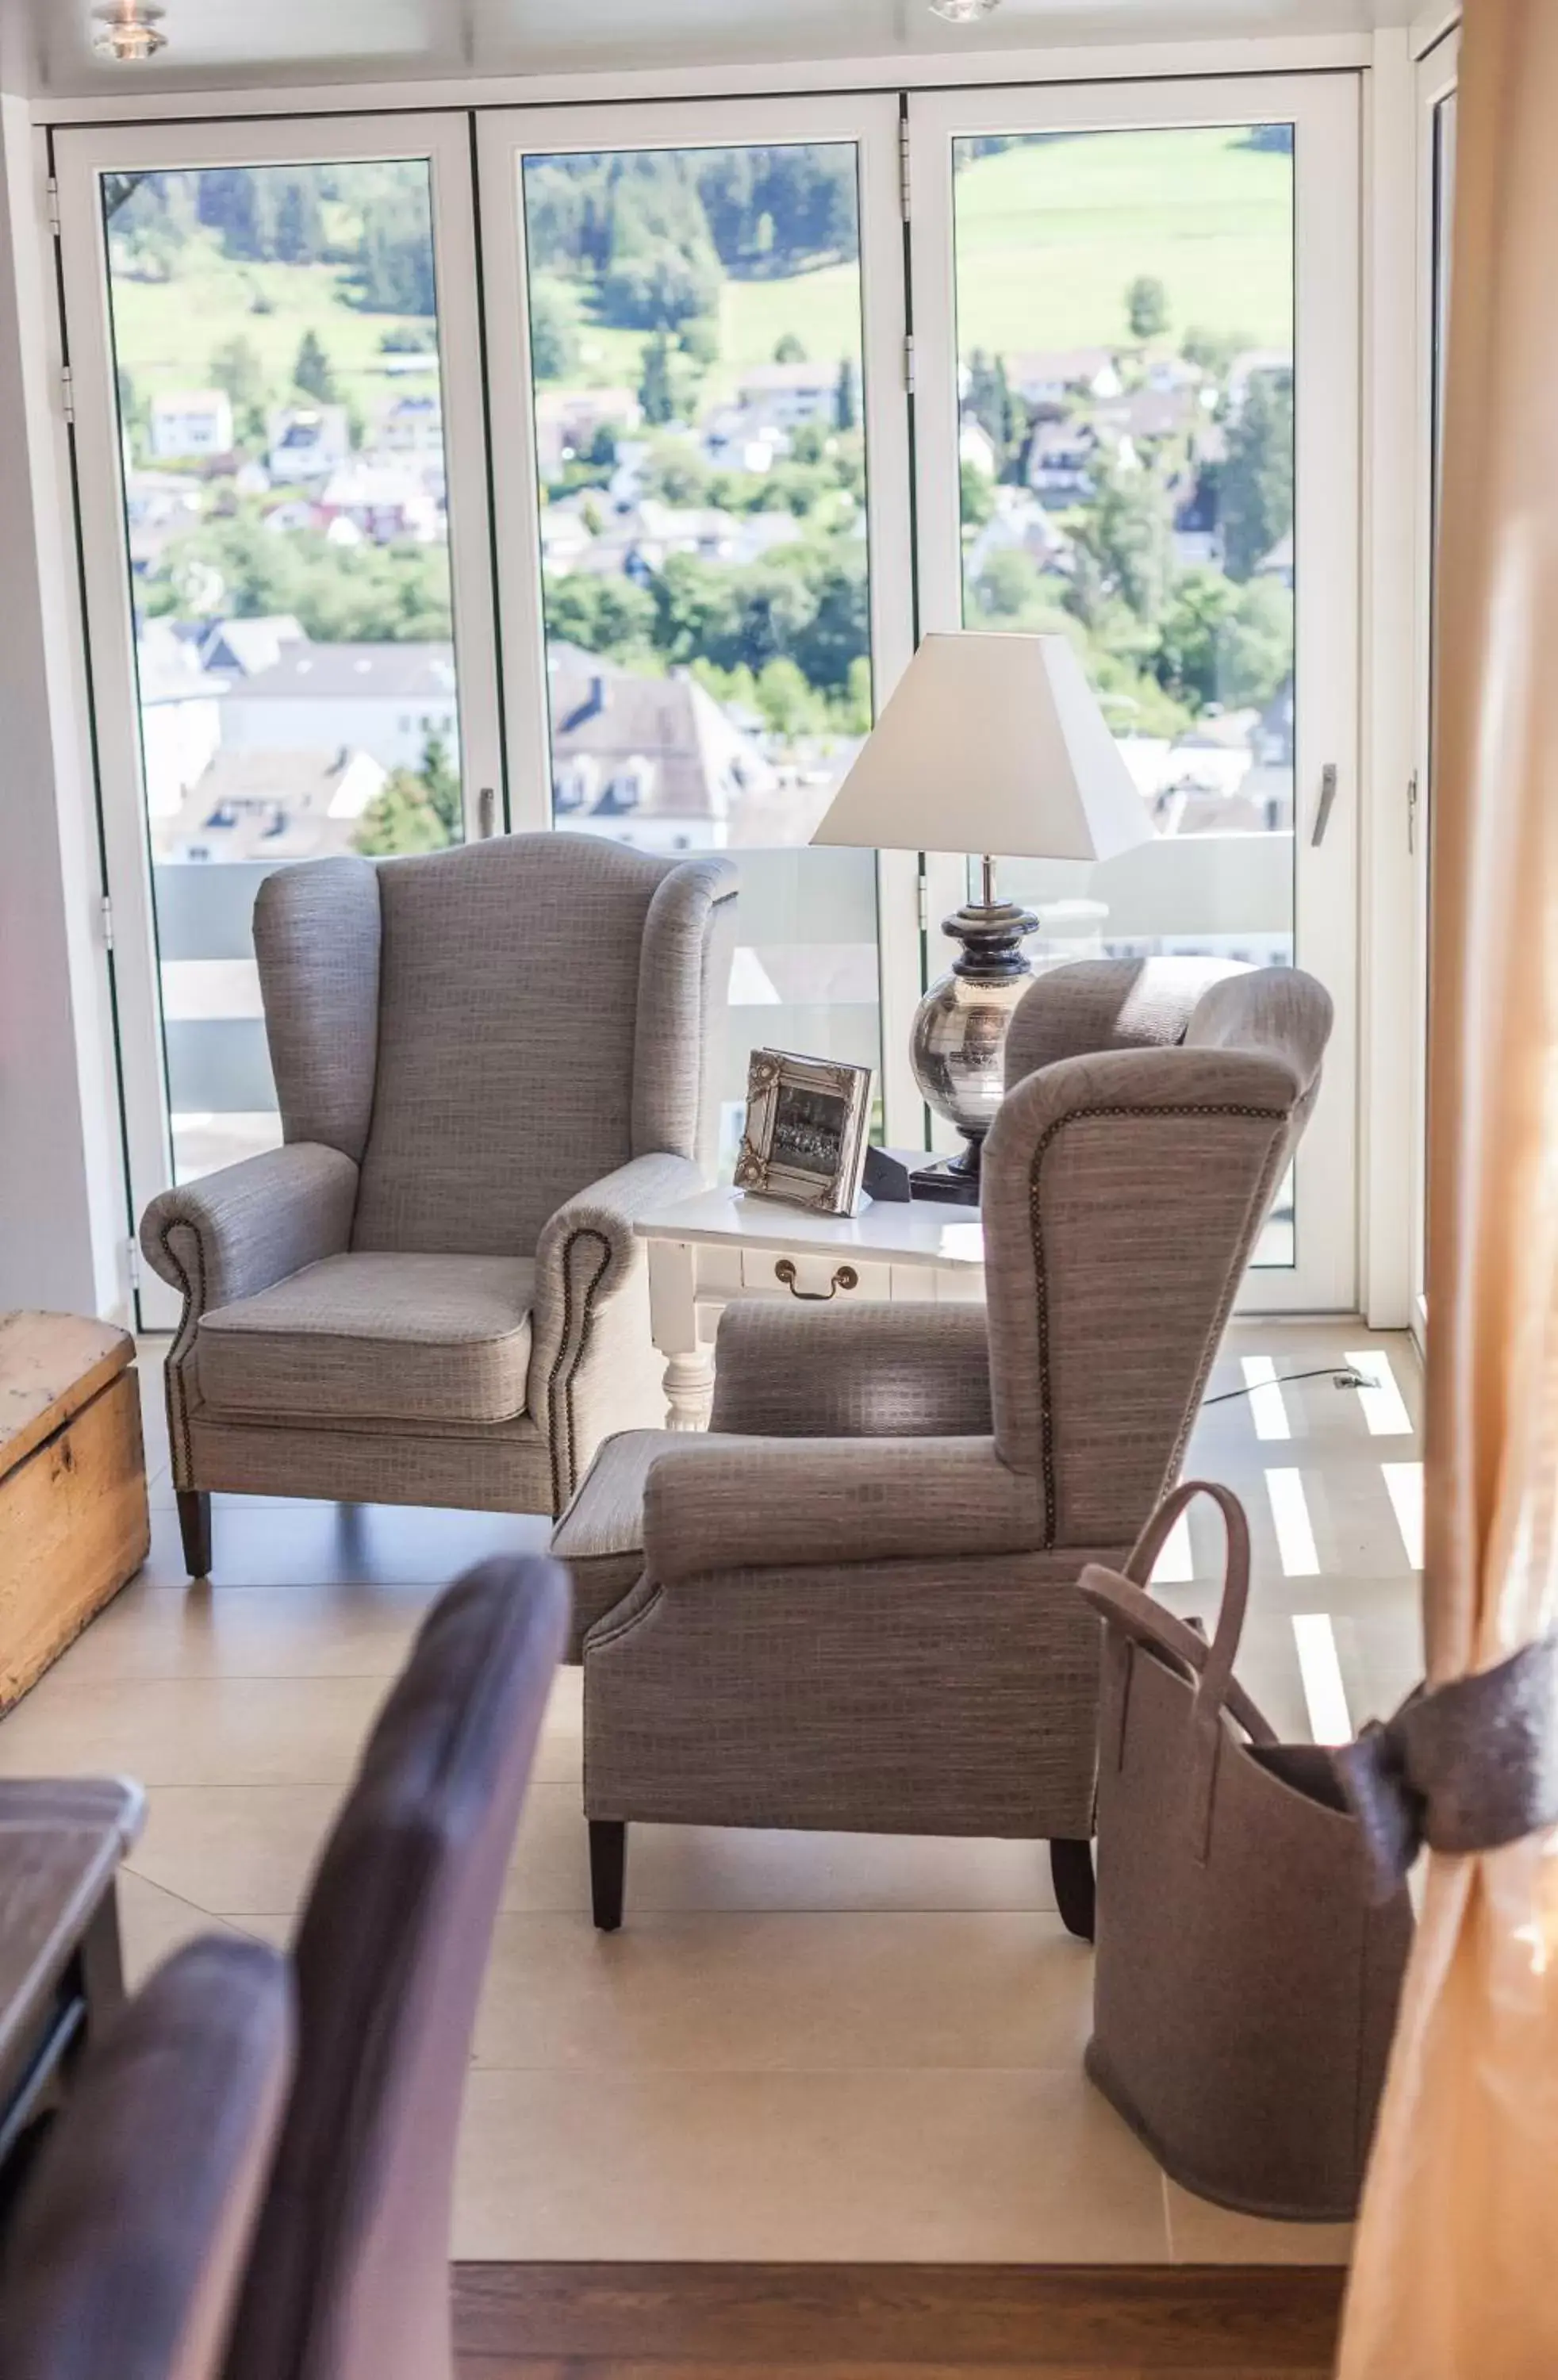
<box><xmin>634</xmin><ymin>1186</ymin><xmax>986</xmax><ymax>1430</ymax></box>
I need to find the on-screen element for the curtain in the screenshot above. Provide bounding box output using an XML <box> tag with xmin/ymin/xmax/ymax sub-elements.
<box><xmin>1337</xmin><ymin>5</ymin><xmax>1558</xmax><ymax>2371</ymax></box>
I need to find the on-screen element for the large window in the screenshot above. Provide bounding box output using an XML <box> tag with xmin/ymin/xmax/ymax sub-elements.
<box><xmin>59</xmin><ymin>121</ymin><xmax>499</xmax><ymax>1320</ymax></box>
<box><xmin>908</xmin><ymin>77</ymin><xmax>1360</xmax><ymax>1308</ymax></box>
<box><xmin>479</xmin><ymin>98</ymin><xmax>915</xmax><ymax>1166</ymax></box>
<box><xmin>58</xmin><ymin>86</ymin><xmax>1358</xmax><ymax>1323</ymax></box>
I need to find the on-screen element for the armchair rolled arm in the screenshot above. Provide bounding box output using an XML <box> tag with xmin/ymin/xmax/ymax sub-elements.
<box><xmin>643</xmin><ymin>1434</ymin><xmax>1045</xmax><ymax>1583</ymax></box>
<box><xmin>528</xmin><ymin>1153</ymin><xmax>704</xmax><ymax>1502</ymax></box>
<box><xmin>140</xmin><ymin>1143</ymin><xmax>358</xmax><ymax>1320</ymax></box>
<box><xmin>709</xmin><ymin>1300</ymin><xmax>992</xmax><ymax>1438</ymax></box>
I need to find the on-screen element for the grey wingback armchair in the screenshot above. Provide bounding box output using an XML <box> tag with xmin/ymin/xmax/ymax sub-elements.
<box><xmin>141</xmin><ymin>833</ymin><xmax>737</xmax><ymax>1576</ymax></box>
<box><xmin>555</xmin><ymin>958</ymin><xmax>1331</xmax><ymax>1937</ymax></box>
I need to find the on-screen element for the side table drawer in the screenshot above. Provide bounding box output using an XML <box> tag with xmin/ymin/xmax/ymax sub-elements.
<box><xmin>739</xmin><ymin>1249</ymin><xmax>893</xmax><ymax>1302</ymax></box>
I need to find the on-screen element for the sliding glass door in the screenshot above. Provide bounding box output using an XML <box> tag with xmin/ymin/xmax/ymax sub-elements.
<box><xmin>56</xmin><ymin>117</ymin><xmax>501</xmax><ymax>1321</ymax></box>
<box><xmin>57</xmin><ymin>83</ymin><xmax>1364</xmax><ymax>1325</ymax></box>
<box><xmin>907</xmin><ymin>75</ymin><xmax>1360</xmax><ymax>1310</ymax></box>
<box><xmin>476</xmin><ymin>98</ymin><xmax>919</xmax><ymax>1162</ymax></box>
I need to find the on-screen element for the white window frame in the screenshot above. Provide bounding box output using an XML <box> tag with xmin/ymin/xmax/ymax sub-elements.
<box><xmin>904</xmin><ymin>72</ymin><xmax>1362</xmax><ymax>1313</ymax></box>
<box><xmin>1410</xmin><ymin>28</ymin><xmax>1460</xmax><ymax>1350</ymax></box>
<box><xmin>52</xmin><ymin>113</ymin><xmax>501</xmax><ymax>1324</ymax></box>
<box><xmin>474</xmin><ymin>94</ymin><xmax>921</xmax><ymax>1140</ymax></box>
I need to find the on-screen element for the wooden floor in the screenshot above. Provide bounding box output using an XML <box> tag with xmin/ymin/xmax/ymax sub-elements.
<box><xmin>452</xmin><ymin>2263</ymin><xmax>1346</xmax><ymax>2377</ymax></box>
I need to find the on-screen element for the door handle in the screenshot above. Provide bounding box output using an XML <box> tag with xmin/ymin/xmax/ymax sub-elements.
<box><xmin>1310</xmin><ymin>763</ymin><xmax>1339</xmax><ymax>848</ymax></box>
<box><xmin>477</xmin><ymin>786</ymin><xmax>497</xmax><ymax>839</ymax></box>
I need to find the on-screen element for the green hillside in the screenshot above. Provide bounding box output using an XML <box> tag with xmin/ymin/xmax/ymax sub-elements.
<box><xmin>950</xmin><ymin>125</ymin><xmax>1294</xmax><ymax>355</ymax></box>
<box><xmin>109</xmin><ymin>244</ymin><xmax>436</xmax><ymax>419</ymax></box>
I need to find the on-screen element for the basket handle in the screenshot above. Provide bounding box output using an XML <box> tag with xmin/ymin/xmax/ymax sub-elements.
<box><xmin>1125</xmin><ymin>1481</ymin><xmax>1253</xmax><ymax>1733</ymax></box>
<box><xmin>1081</xmin><ymin>1480</ymin><xmax>1272</xmax><ymax>1861</ymax></box>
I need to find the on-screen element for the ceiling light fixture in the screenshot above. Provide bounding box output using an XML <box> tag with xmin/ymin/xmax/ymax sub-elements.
<box><xmin>91</xmin><ymin>1</ymin><xmax>168</xmax><ymax>63</ymax></box>
<box><xmin>929</xmin><ymin>0</ymin><xmax>1003</xmax><ymax>21</ymax></box>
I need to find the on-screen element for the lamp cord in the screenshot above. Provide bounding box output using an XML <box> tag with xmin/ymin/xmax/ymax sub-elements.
<box><xmin>1201</xmin><ymin>1365</ymin><xmax>1368</xmax><ymax>1410</ymax></box>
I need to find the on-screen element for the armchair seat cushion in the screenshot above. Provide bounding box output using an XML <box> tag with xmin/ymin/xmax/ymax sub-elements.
<box><xmin>198</xmin><ymin>1253</ymin><xmax>535</xmax><ymax>1426</ymax></box>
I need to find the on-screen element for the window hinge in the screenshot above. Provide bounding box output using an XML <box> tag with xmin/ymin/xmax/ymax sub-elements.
<box><xmin>1406</xmin><ymin>768</ymin><xmax>1420</xmax><ymax>856</ymax></box>
<box><xmin>917</xmin><ymin>869</ymin><xmax>930</xmax><ymax>935</ymax></box>
<box><xmin>98</xmin><ymin>892</ymin><xmax>114</xmax><ymax>950</ymax></box>
<box><xmin>125</xmin><ymin>1236</ymin><xmax>141</xmax><ymax>1292</ymax></box>
<box><xmin>59</xmin><ymin>363</ymin><xmax>75</xmax><ymax>424</ymax></box>
<box><xmin>899</xmin><ymin>119</ymin><xmax>911</xmax><ymax>222</ymax></box>
<box><xmin>903</xmin><ymin>334</ymin><xmax>915</xmax><ymax>397</ymax></box>
<box><xmin>45</xmin><ymin>177</ymin><xmax>61</xmax><ymax>239</ymax></box>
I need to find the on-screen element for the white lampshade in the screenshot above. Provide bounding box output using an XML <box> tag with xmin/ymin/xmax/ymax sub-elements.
<box><xmin>812</xmin><ymin>631</ymin><xmax>1153</xmax><ymax>863</ymax></box>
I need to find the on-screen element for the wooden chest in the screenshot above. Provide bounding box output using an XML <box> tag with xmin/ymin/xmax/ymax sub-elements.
<box><xmin>0</xmin><ymin>1314</ymin><xmax>151</xmax><ymax>1710</ymax></box>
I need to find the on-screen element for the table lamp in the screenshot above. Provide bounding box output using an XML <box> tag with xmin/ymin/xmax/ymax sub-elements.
<box><xmin>812</xmin><ymin>631</ymin><xmax>1153</xmax><ymax>1202</ymax></box>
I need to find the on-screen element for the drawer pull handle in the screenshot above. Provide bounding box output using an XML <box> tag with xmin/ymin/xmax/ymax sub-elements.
<box><xmin>775</xmin><ymin>1259</ymin><xmax>858</xmax><ymax>1302</ymax></box>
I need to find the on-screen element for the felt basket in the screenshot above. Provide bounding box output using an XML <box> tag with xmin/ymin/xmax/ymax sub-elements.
<box><xmin>1078</xmin><ymin>1479</ymin><xmax>1414</xmax><ymax>2221</ymax></box>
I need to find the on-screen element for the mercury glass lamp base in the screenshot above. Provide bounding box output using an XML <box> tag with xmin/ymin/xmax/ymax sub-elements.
<box><xmin>908</xmin><ymin>900</ymin><xmax>1040</xmax><ymax>1190</ymax></box>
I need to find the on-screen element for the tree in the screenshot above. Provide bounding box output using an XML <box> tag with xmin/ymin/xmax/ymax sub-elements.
<box><xmin>209</xmin><ymin>336</ymin><xmax>267</xmax><ymax>414</ymax></box>
<box><xmin>1181</xmin><ymin>324</ymin><xmax>1245</xmax><ymax>378</ymax></box>
<box><xmin>973</xmin><ymin>547</ymin><xmax>1047</xmax><ymax>623</ymax></box>
<box><xmin>960</xmin><ymin>461</ymin><xmax>996</xmax><ymax>531</ymax></box>
<box><xmin>1127</xmin><ymin>274</ymin><xmax>1170</xmax><ymax>342</ymax></box>
<box><xmin>543</xmin><ymin>571</ymin><xmax>657</xmax><ymax>662</ymax></box>
<box><xmin>1155</xmin><ymin>568</ymin><xmax>1293</xmax><ymax>713</ymax></box>
<box><xmin>1218</xmin><ymin>370</ymin><xmax>1294</xmax><ymax>581</ymax></box>
<box><xmin>528</xmin><ymin>284</ymin><xmax>579</xmax><ymax>382</ymax></box>
<box><xmin>353</xmin><ymin>168</ymin><xmax>437</xmax><ymax>315</ymax></box>
<box><xmin>292</xmin><ymin>329</ymin><xmax>337</xmax><ymax>402</ymax></box>
<box><xmin>679</xmin><ymin>316</ymin><xmax>720</xmax><ymax>368</ymax></box>
<box><xmin>353</xmin><ymin>735</ymin><xmax>462</xmax><ymax>858</ymax></box>
<box><xmin>835</xmin><ymin>357</ymin><xmax>858</xmax><ymax>432</ymax></box>
<box><xmin>1073</xmin><ymin>456</ymin><xmax>1173</xmax><ymax>623</ymax></box>
<box><xmin>965</xmin><ymin>351</ymin><xmax>1020</xmax><ymax>474</ymax></box>
<box><xmin>638</xmin><ymin>331</ymin><xmax>676</xmax><ymax>427</ymax></box>
<box><xmin>773</xmin><ymin>331</ymin><xmax>808</xmax><ymax>363</ymax></box>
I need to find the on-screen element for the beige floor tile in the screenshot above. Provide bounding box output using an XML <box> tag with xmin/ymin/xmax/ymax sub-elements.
<box><xmin>114</xmin><ymin>1868</ymin><xmax>247</xmax><ymax>1988</ymax></box>
<box><xmin>453</xmin><ymin>2066</ymin><xmax>1169</xmax><ymax>2262</ymax></box>
<box><xmin>1165</xmin><ymin>2178</ymin><xmax>1353</xmax><ymax>2267</ymax></box>
<box><xmin>504</xmin><ymin>1789</ymin><xmax>1057</xmax><ymax>1916</ymax></box>
<box><xmin>125</xmin><ymin>1783</ymin><xmax>343</xmax><ymax>1914</ymax></box>
<box><xmin>0</xmin><ymin>1673</ymin><xmax>393</xmax><ymax>1787</ymax></box>
<box><xmin>44</xmin><ymin>1580</ymin><xmax>439</xmax><ymax>1685</ymax></box>
<box><xmin>137</xmin><ymin>1496</ymin><xmax>555</xmax><ymax>1590</ymax></box>
<box><xmin>474</xmin><ymin>1910</ymin><xmax>1090</xmax><ymax>2074</ymax></box>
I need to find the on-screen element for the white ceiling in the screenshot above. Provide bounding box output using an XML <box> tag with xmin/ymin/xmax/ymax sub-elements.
<box><xmin>4</xmin><ymin>0</ymin><xmax>1435</xmax><ymax>102</ymax></box>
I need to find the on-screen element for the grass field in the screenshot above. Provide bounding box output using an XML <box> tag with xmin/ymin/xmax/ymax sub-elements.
<box><xmin>951</xmin><ymin>125</ymin><xmax>1294</xmax><ymax>355</ymax></box>
<box><xmin>108</xmin><ymin>243</ymin><xmax>436</xmax><ymax>424</ymax></box>
<box><xmin>108</xmin><ymin>124</ymin><xmax>1291</xmax><ymax>436</ymax></box>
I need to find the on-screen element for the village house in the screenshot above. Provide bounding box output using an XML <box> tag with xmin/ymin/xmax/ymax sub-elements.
<box><xmin>735</xmin><ymin>359</ymin><xmax>840</xmax><ymax>428</ymax></box>
<box><xmin>266</xmin><ymin>404</ymin><xmax>351</xmax><ymax>485</ymax></box>
<box><xmin>547</xmin><ymin>644</ymin><xmax>777</xmax><ymax>853</ymax></box>
<box><xmin>148</xmin><ymin>389</ymin><xmax>234</xmax><ymax>463</ymax></box>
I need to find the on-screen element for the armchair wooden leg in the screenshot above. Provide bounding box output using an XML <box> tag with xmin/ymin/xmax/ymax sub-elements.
<box><xmin>176</xmin><ymin>1491</ymin><xmax>212</xmax><ymax>1580</ymax></box>
<box><xmin>1050</xmin><ymin>1837</ymin><xmax>1096</xmax><ymax>1944</ymax></box>
<box><xmin>589</xmin><ymin>1821</ymin><xmax>626</xmax><ymax>1933</ymax></box>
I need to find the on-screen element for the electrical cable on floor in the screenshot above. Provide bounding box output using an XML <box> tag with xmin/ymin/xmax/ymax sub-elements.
<box><xmin>1201</xmin><ymin>1366</ymin><xmax>1368</xmax><ymax>1409</ymax></box>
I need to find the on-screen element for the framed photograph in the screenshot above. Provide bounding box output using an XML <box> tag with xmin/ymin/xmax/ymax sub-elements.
<box><xmin>734</xmin><ymin>1050</ymin><xmax>874</xmax><ymax>1217</ymax></box>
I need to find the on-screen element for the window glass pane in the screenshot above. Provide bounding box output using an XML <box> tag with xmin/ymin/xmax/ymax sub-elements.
<box><xmin>518</xmin><ymin>142</ymin><xmax>881</xmax><ymax>1161</ymax></box>
<box><xmin>102</xmin><ymin>157</ymin><xmax>461</xmax><ymax>1180</ymax></box>
<box><xmin>950</xmin><ymin>122</ymin><xmax>1295</xmax><ymax>1259</ymax></box>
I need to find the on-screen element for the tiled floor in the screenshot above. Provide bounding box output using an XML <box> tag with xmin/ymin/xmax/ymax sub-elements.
<box><xmin>2</xmin><ymin>1320</ymin><xmax>1422</xmax><ymax>2265</ymax></box>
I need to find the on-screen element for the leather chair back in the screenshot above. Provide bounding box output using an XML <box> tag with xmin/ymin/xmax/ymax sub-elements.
<box><xmin>224</xmin><ymin>1556</ymin><xmax>569</xmax><ymax>2380</ymax></box>
<box><xmin>0</xmin><ymin>1937</ymin><xmax>292</xmax><ymax>2380</ymax></box>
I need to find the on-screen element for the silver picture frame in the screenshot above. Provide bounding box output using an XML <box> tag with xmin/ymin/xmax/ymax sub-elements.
<box><xmin>734</xmin><ymin>1049</ymin><xmax>874</xmax><ymax>1218</ymax></box>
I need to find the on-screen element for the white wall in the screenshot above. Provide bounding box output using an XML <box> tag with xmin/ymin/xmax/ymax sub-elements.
<box><xmin>0</xmin><ymin>95</ymin><xmax>127</xmax><ymax>1320</ymax></box>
